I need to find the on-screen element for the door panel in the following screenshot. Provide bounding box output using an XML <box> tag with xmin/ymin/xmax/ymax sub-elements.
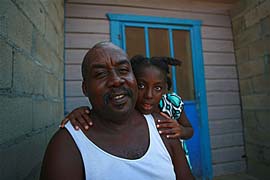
<box><xmin>125</xmin><ymin>27</ymin><xmax>146</xmax><ymax>58</ymax></box>
<box><xmin>173</xmin><ymin>30</ymin><xmax>195</xmax><ymax>100</ymax></box>
<box><xmin>125</xmin><ymin>25</ymin><xmax>202</xmax><ymax>177</ymax></box>
<box><xmin>149</xmin><ymin>28</ymin><xmax>170</xmax><ymax>57</ymax></box>
<box><xmin>185</xmin><ymin>101</ymin><xmax>202</xmax><ymax>176</ymax></box>
<box><xmin>108</xmin><ymin>13</ymin><xmax>212</xmax><ymax>179</ymax></box>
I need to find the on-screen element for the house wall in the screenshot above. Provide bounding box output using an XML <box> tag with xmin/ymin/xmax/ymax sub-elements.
<box><xmin>230</xmin><ymin>0</ymin><xmax>270</xmax><ymax>179</ymax></box>
<box><xmin>0</xmin><ymin>0</ymin><xmax>64</xmax><ymax>179</ymax></box>
<box><xmin>65</xmin><ymin>0</ymin><xmax>245</xmax><ymax>176</ymax></box>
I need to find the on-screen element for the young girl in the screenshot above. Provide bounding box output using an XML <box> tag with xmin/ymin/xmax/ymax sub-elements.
<box><xmin>61</xmin><ymin>55</ymin><xmax>193</xmax><ymax>167</ymax></box>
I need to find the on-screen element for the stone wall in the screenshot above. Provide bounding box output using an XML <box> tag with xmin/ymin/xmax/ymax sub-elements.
<box><xmin>0</xmin><ymin>0</ymin><xmax>64</xmax><ymax>179</ymax></box>
<box><xmin>230</xmin><ymin>0</ymin><xmax>270</xmax><ymax>179</ymax></box>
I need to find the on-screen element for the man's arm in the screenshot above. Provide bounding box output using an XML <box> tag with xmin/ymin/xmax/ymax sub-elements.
<box><xmin>168</xmin><ymin>138</ymin><xmax>194</xmax><ymax>180</ymax></box>
<box><xmin>153</xmin><ymin>113</ymin><xmax>194</xmax><ymax>180</ymax></box>
<box><xmin>40</xmin><ymin>129</ymin><xmax>84</xmax><ymax>180</ymax></box>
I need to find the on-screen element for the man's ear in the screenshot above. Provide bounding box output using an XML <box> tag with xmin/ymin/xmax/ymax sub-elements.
<box><xmin>82</xmin><ymin>81</ymin><xmax>88</xmax><ymax>96</ymax></box>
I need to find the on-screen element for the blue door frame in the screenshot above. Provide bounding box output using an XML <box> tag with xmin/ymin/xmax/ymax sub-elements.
<box><xmin>107</xmin><ymin>13</ymin><xmax>212</xmax><ymax>179</ymax></box>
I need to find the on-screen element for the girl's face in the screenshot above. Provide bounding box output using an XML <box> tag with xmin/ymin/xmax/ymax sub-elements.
<box><xmin>135</xmin><ymin>66</ymin><xmax>167</xmax><ymax>114</ymax></box>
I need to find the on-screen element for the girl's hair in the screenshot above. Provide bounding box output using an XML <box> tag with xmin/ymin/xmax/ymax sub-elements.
<box><xmin>130</xmin><ymin>55</ymin><xmax>181</xmax><ymax>90</ymax></box>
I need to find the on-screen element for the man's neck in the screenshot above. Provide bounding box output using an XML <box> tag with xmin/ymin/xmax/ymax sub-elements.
<box><xmin>90</xmin><ymin>109</ymin><xmax>137</xmax><ymax>133</ymax></box>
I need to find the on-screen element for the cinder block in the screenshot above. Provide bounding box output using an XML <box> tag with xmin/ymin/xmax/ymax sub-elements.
<box><xmin>0</xmin><ymin>132</ymin><xmax>46</xmax><ymax>179</ymax></box>
<box><xmin>58</xmin><ymin>79</ymin><xmax>64</xmax><ymax>98</ymax></box>
<box><xmin>44</xmin><ymin>6</ymin><xmax>64</xmax><ymax>58</ymax></box>
<box><xmin>244</xmin><ymin>0</ymin><xmax>270</xmax><ymax>28</ymax></box>
<box><xmin>247</xmin><ymin>157</ymin><xmax>270</xmax><ymax>179</ymax></box>
<box><xmin>234</xmin><ymin>23</ymin><xmax>261</xmax><ymax>49</ymax></box>
<box><xmin>41</xmin><ymin>0</ymin><xmax>64</xmax><ymax>35</ymax></box>
<box><xmin>256</xmin><ymin>110</ymin><xmax>270</xmax><ymax>139</ymax></box>
<box><xmin>261</xmin><ymin>16</ymin><xmax>270</xmax><ymax>38</ymax></box>
<box><xmin>239</xmin><ymin>78</ymin><xmax>253</xmax><ymax>95</ymax></box>
<box><xmin>0</xmin><ymin>14</ymin><xmax>7</xmax><ymax>37</ymax></box>
<box><xmin>238</xmin><ymin>58</ymin><xmax>264</xmax><ymax>79</ymax></box>
<box><xmin>4</xmin><ymin>1</ymin><xmax>33</xmax><ymax>52</ymax></box>
<box><xmin>231</xmin><ymin>16</ymin><xmax>246</xmax><ymax>36</ymax></box>
<box><xmin>0</xmin><ymin>96</ymin><xmax>32</xmax><ymax>144</ymax></box>
<box><xmin>57</xmin><ymin>60</ymin><xmax>64</xmax><ymax>79</ymax></box>
<box><xmin>0</xmin><ymin>0</ymin><xmax>14</xmax><ymax>37</ymax></box>
<box><xmin>49</xmin><ymin>52</ymin><xmax>61</xmax><ymax>76</ymax></box>
<box><xmin>15</xmin><ymin>132</ymin><xmax>46</xmax><ymax>179</ymax></box>
<box><xmin>0</xmin><ymin>39</ymin><xmax>13</xmax><ymax>89</ymax></box>
<box><xmin>245</xmin><ymin>123</ymin><xmax>270</xmax><ymax>147</ymax></box>
<box><xmin>0</xmin><ymin>143</ymin><xmax>17</xmax><ymax>179</ymax></box>
<box><xmin>252</xmin><ymin>75</ymin><xmax>270</xmax><ymax>93</ymax></box>
<box><xmin>13</xmin><ymin>51</ymin><xmax>35</xmax><ymax>94</ymax></box>
<box><xmin>23</xmin><ymin>162</ymin><xmax>42</xmax><ymax>180</ymax></box>
<box><xmin>248</xmin><ymin>38</ymin><xmax>270</xmax><ymax>60</ymax></box>
<box><xmin>230</xmin><ymin>0</ymin><xmax>259</xmax><ymax>20</ymax></box>
<box><xmin>45</xmin><ymin>16</ymin><xmax>59</xmax><ymax>56</ymax></box>
<box><xmin>32</xmin><ymin>99</ymin><xmax>50</xmax><ymax>130</ymax></box>
<box><xmin>45</xmin><ymin>125</ymin><xmax>58</xmax><ymax>144</ymax></box>
<box><xmin>44</xmin><ymin>73</ymin><xmax>58</xmax><ymax>98</ymax></box>
<box><xmin>57</xmin><ymin>34</ymin><xmax>64</xmax><ymax>59</ymax></box>
<box><xmin>33</xmin><ymin>31</ymin><xmax>53</xmax><ymax>70</ymax></box>
<box><xmin>32</xmin><ymin>65</ymin><xmax>45</xmax><ymax>95</ymax></box>
<box><xmin>52</xmin><ymin>101</ymin><xmax>64</xmax><ymax>125</ymax></box>
<box><xmin>13</xmin><ymin>0</ymin><xmax>46</xmax><ymax>35</ymax></box>
<box><xmin>57</xmin><ymin>101</ymin><xmax>64</xmax><ymax>120</ymax></box>
<box><xmin>242</xmin><ymin>94</ymin><xmax>270</xmax><ymax>110</ymax></box>
<box><xmin>242</xmin><ymin>110</ymin><xmax>256</xmax><ymax>129</ymax></box>
<box><xmin>235</xmin><ymin>47</ymin><xmax>249</xmax><ymax>64</ymax></box>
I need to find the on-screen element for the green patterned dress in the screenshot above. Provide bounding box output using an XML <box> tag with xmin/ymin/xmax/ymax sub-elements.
<box><xmin>159</xmin><ymin>92</ymin><xmax>192</xmax><ymax>169</ymax></box>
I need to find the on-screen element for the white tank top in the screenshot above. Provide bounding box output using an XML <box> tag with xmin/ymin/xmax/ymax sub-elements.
<box><xmin>65</xmin><ymin>114</ymin><xmax>176</xmax><ymax>180</ymax></box>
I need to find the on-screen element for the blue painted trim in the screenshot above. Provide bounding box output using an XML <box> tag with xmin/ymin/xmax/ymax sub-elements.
<box><xmin>191</xmin><ymin>24</ymin><xmax>213</xmax><ymax>179</ymax></box>
<box><xmin>123</xmin><ymin>23</ymin><xmax>192</xmax><ymax>30</ymax></box>
<box><xmin>121</xmin><ymin>25</ymin><xmax>126</xmax><ymax>51</ymax></box>
<box><xmin>144</xmin><ymin>27</ymin><xmax>150</xmax><ymax>57</ymax></box>
<box><xmin>107</xmin><ymin>13</ymin><xmax>201</xmax><ymax>26</ymax></box>
<box><xmin>109</xmin><ymin>20</ymin><xmax>121</xmax><ymax>47</ymax></box>
<box><xmin>168</xmin><ymin>29</ymin><xmax>177</xmax><ymax>93</ymax></box>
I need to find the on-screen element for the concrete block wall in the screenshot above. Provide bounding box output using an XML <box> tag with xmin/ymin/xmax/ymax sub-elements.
<box><xmin>0</xmin><ymin>0</ymin><xmax>64</xmax><ymax>179</ymax></box>
<box><xmin>230</xmin><ymin>0</ymin><xmax>270</xmax><ymax>179</ymax></box>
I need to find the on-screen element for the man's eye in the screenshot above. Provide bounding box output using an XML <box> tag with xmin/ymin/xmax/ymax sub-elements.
<box><xmin>118</xmin><ymin>67</ymin><xmax>129</xmax><ymax>74</ymax></box>
<box><xmin>95</xmin><ymin>71</ymin><xmax>108</xmax><ymax>78</ymax></box>
<box><xmin>138</xmin><ymin>83</ymin><xmax>145</xmax><ymax>89</ymax></box>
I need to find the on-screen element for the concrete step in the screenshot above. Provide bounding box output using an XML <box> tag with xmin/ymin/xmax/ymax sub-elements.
<box><xmin>214</xmin><ymin>173</ymin><xmax>258</xmax><ymax>180</ymax></box>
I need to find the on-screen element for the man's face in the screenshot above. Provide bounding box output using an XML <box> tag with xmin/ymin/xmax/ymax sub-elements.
<box><xmin>82</xmin><ymin>44</ymin><xmax>138</xmax><ymax>119</ymax></box>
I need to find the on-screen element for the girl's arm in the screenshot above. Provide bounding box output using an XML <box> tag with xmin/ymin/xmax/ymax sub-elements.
<box><xmin>60</xmin><ymin>106</ymin><xmax>93</xmax><ymax>130</ymax></box>
<box><xmin>177</xmin><ymin>111</ymin><xmax>194</xmax><ymax>140</ymax></box>
<box><xmin>157</xmin><ymin>93</ymin><xmax>193</xmax><ymax>139</ymax></box>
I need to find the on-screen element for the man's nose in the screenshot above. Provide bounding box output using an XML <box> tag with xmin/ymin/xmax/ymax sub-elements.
<box><xmin>107</xmin><ymin>71</ymin><xmax>125</xmax><ymax>87</ymax></box>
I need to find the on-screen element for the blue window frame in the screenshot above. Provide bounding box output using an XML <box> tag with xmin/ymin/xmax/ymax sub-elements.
<box><xmin>107</xmin><ymin>13</ymin><xmax>212</xmax><ymax>179</ymax></box>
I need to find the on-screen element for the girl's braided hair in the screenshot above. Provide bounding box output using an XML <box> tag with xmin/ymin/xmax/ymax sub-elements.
<box><xmin>130</xmin><ymin>55</ymin><xmax>181</xmax><ymax>90</ymax></box>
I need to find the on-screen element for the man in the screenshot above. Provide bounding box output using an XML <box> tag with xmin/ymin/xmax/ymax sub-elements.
<box><xmin>40</xmin><ymin>41</ymin><xmax>193</xmax><ymax>180</ymax></box>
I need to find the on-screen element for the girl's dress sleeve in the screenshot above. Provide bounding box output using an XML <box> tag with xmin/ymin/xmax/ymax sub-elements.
<box><xmin>159</xmin><ymin>92</ymin><xmax>184</xmax><ymax>120</ymax></box>
<box><xmin>159</xmin><ymin>92</ymin><xmax>192</xmax><ymax>169</ymax></box>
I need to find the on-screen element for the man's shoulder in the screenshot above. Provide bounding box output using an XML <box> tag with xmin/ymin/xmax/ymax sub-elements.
<box><xmin>46</xmin><ymin>128</ymin><xmax>76</xmax><ymax>152</ymax></box>
<box><xmin>40</xmin><ymin>128</ymin><xmax>84</xmax><ymax>180</ymax></box>
<box><xmin>152</xmin><ymin>112</ymin><xmax>182</xmax><ymax>153</ymax></box>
